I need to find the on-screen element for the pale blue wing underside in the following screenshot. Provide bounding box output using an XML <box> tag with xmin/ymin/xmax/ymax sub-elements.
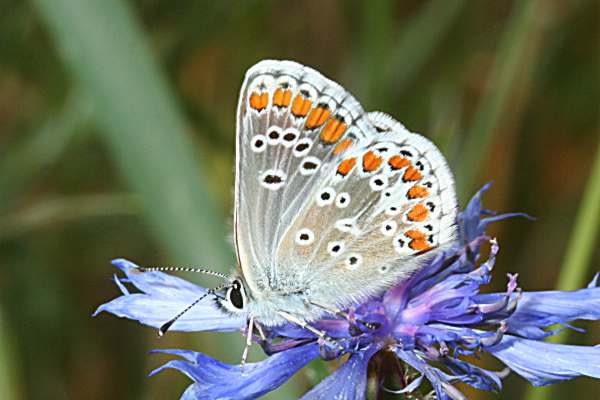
<box><xmin>234</xmin><ymin>60</ymin><xmax>458</xmax><ymax>310</ymax></box>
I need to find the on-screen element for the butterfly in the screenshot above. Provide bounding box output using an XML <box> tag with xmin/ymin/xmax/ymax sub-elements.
<box><xmin>147</xmin><ymin>60</ymin><xmax>458</xmax><ymax>363</ymax></box>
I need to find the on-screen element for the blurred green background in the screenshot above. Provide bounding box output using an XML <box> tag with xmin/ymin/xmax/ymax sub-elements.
<box><xmin>0</xmin><ymin>0</ymin><xmax>598</xmax><ymax>399</ymax></box>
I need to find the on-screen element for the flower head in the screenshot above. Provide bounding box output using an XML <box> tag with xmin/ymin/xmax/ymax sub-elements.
<box><xmin>96</xmin><ymin>184</ymin><xmax>600</xmax><ymax>399</ymax></box>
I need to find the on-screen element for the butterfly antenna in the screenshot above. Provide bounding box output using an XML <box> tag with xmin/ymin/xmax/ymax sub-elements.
<box><xmin>158</xmin><ymin>283</ymin><xmax>230</xmax><ymax>337</ymax></box>
<box><xmin>136</xmin><ymin>265</ymin><xmax>229</xmax><ymax>280</ymax></box>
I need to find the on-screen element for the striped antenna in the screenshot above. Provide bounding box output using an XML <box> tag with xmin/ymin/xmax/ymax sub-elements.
<box><xmin>158</xmin><ymin>282</ymin><xmax>230</xmax><ymax>336</ymax></box>
<box><xmin>136</xmin><ymin>266</ymin><xmax>229</xmax><ymax>280</ymax></box>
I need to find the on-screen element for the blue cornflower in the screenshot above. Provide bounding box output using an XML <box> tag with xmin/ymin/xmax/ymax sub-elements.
<box><xmin>95</xmin><ymin>185</ymin><xmax>600</xmax><ymax>399</ymax></box>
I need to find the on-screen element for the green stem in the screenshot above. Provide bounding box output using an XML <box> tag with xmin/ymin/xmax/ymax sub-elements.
<box><xmin>554</xmin><ymin>140</ymin><xmax>600</xmax><ymax>293</ymax></box>
<box><xmin>524</xmin><ymin>139</ymin><xmax>600</xmax><ymax>400</ymax></box>
<box><xmin>0</xmin><ymin>310</ymin><xmax>21</xmax><ymax>400</ymax></box>
<box><xmin>455</xmin><ymin>0</ymin><xmax>540</xmax><ymax>202</ymax></box>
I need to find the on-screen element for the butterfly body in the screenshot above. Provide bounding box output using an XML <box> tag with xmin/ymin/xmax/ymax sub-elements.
<box><xmin>221</xmin><ymin>60</ymin><xmax>458</xmax><ymax>329</ymax></box>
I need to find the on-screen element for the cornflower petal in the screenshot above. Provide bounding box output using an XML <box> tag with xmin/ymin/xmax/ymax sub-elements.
<box><xmin>473</xmin><ymin>272</ymin><xmax>600</xmax><ymax>340</ymax></box>
<box><xmin>458</xmin><ymin>182</ymin><xmax>531</xmax><ymax>243</ymax></box>
<box><xmin>111</xmin><ymin>258</ymin><xmax>201</xmax><ymax>296</ymax></box>
<box><xmin>94</xmin><ymin>259</ymin><xmax>245</xmax><ymax>332</ymax></box>
<box><xmin>300</xmin><ymin>345</ymin><xmax>380</xmax><ymax>400</ymax></box>
<box><xmin>150</xmin><ymin>344</ymin><xmax>320</xmax><ymax>399</ymax></box>
<box><xmin>459</xmin><ymin>182</ymin><xmax>492</xmax><ymax>242</ymax></box>
<box><xmin>502</xmin><ymin>287</ymin><xmax>600</xmax><ymax>339</ymax></box>
<box><xmin>441</xmin><ymin>356</ymin><xmax>505</xmax><ymax>391</ymax></box>
<box><xmin>96</xmin><ymin>185</ymin><xmax>600</xmax><ymax>399</ymax></box>
<box><xmin>489</xmin><ymin>335</ymin><xmax>600</xmax><ymax>386</ymax></box>
<box><xmin>395</xmin><ymin>349</ymin><xmax>466</xmax><ymax>400</ymax></box>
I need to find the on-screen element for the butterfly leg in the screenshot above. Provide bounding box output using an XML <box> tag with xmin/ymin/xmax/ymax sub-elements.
<box><xmin>277</xmin><ymin>311</ymin><xmax>343</xmax><ymax>351</ymax></box>
<box><xmin>255</xmin><ymin>321</ymin><xmax>267</xmax><ymax>341</ymax></box>
<box><xmin>240</xmin><ymin>316</ymin><xmax>255</xmax><ymax>371</ymax></box>
<box><xmin>308</xmin><ymin>301</ymin><xmax>378</xmax><ymax>331</ymax></box>
<box><xmin>307</xmin><ymin>301</ymin><xmax>351</xmax><ymax>320</ymax></box>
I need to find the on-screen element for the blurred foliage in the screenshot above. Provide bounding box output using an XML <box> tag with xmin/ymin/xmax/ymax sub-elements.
<box><xmin>0</xmin><ymin>0</ymin><xmax>598</xmax><ymax>399</ymax></box>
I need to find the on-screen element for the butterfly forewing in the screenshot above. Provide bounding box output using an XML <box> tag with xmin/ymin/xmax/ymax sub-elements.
<box><xmin>235</xmin><ymin>60</ymin><xmax>458</xmax><ymax>313</ymax></box>
<box><xmin>235</xmin><ymin>60</ymin><xmax>372</xmax><ymax>292</ymax></box>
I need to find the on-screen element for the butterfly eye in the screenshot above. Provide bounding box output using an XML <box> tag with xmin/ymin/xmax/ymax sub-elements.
<box><xmin>226</xmin><ymin>280</ymin><xmax>246</xmax><ymax>310</ymax></box>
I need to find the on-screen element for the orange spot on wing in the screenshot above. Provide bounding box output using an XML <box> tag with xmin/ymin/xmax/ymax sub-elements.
<box><xmin>273</xmin><ymin>88</ymin><xmax>283</xmax><ymax>106</ymax></box>
<box><xmin>405</xmin><ymin>230</ymin><xmax>425</xmax><ymax>240</ymax></box>
<box><xmin>362</xmin><ymin>150</ymin><xmax>383</xmax><ymax>172</ymax></box>
<box><xmin>337</xmin><ymin>157</ymin><xmax>357</xmax><ymax>176</ymax></box>
<box><xmin>321</xmin><ymin>117</ymin><xmax>348</xmax><ymax>143</ymax></box>
<box><xmin>306</xmin><ymin>106</ymin><xmax>331</xmax><ymax>129</ymax></box>
<box><xmin>403</xmin><ymin>165</ymin><xmax>423</xmax><ymax>182</ymax></box>
<box><xmin>407</xmin><ymin>204</ymin><xmax>429</xmax><ymax>222</ymax></box>
<box><xmin>260</xmin><ymin>92</ymin><xmax>269</xmax><ymax>108</ymax></box>
<box><xmin>283</xmin><ymin>89</ymin><xmax>292</xmax><ymax>106</ymax></box>
<box><xmin>273</xmin><ymin>88</ymin><xmax>292</xmax><ymax>107</ymax></box>
<box><xmin>291</xmin><ymin>95</ymin><xmax>312</xmax><ymax>117</ymax></box>
<box><xmin>333</xmin><ymin>139</ymin><xmax>353</xmax><ymax>155</ymax></box>
<box><xmin>389</xmin><ymin>155</ymin><xmax>410</xmax><ymax>170</ymax></box>
<box><xmin>405</xmin><ymin>229</ymin><xmax>431</xmax><ymax>251</ymax></box>
<box><xmin>410</xmin><ymin>239</ymin><xmax>431</xmax><ymax>252</ymax></box>
<box><xmin>407</xmin><ymin>185</ymin><xmax>429</xmax><ymax>199</ymax></box>
<box><xmin>249</xmin><ymin>91</ymin><xmax>267</xmax><ymax>111</ymax></box>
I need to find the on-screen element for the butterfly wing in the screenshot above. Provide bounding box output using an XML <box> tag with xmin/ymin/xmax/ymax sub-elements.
<box><xmin>234</xmin><ymin>60</ymin><xmax>373</xmax><ymax>294</ymax></box>
<box><xmin>234</xmin><ymin>60</ymin><xmax>458</xmax><ymax>311</ymax></box>
<box><xmin>274</xmin><ymin>111</ymin><xmax>459</xmax><ymax>309</ymax></box>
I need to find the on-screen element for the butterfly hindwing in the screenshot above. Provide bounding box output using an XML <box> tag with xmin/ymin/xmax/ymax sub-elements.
<box><xmin>274</xmin><ymin>112</ymin><xmax>459</xmax><ymax>308</ymax></box>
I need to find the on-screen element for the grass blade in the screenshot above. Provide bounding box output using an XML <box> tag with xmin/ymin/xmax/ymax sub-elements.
<box><xmin>454</xmin><ymin>0</ymin><xmax>541</xmax><ymax>202</ymax></box>
<box><xmin>32</xmin><ymin>0</ymin><xmax>232</xmax><ymax>268</ymax></box>
<box><xmin>360</xmin><ymin>0</ymin><xmax>393</xmax><ymax>105</ymax></box>
<box><xmin>31</xmin><ymin>1</ymin><xmax>303</xmax><ymax>397</ymax></box>
<box><xmin>524</xmin><ymin>139</ymin><xmax>600</xmax><ymax>400</ymax></box>
<box><xmin>0</xmin><ymin>310</ymin><xmax>21</xmax><ymax>400</ymax></box>
<box><xmin>0</xmin><ymin>193</ymin><xmax>138</xmax><ymax>241</ymax></box>
<box><xmin>0</xmin><ymin>89</ymin><xmax>93</xmax><ymax>212</ymax></box>
<box><xmin>553</xmin><ymin>141</ymin><xmax>600</xmax><ymax>293</ymax></box>
<box><xmin>383</xmin><ymin>0</ymin><xmax>467</xmax><ymax>96</ymax></box>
